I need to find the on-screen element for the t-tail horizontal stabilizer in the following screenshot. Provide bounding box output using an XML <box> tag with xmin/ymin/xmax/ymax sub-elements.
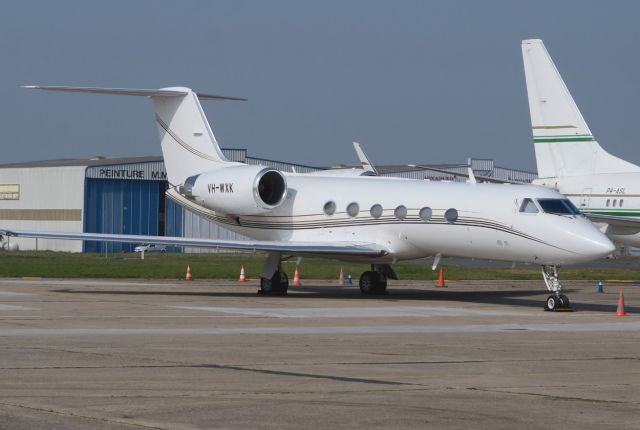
<box><xmin>22</xmin><ymin>85</ymin><xmax>248</xmax><ymax>188</ymax></box>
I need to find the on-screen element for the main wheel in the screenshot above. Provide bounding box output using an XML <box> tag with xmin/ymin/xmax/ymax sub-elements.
<box><xmin>260</xmin><ymin>271</ymin><xmax>289</xmax><ymax>295</ymax></box>
<box><xmin>545</xmin><ymin>295</ymin><xmax>558</xmax><ymax>311</ymax></box>
<box><xmin>359</xmin><ymin>271</ymin><xmax>387</xmax><ymax>295</ymax></box>
<box><xmin>559</xmin><ymin>294</ymin><xmax>570</xmax><ymax>308</ymax></box>
<box><xmin>359</xmin><ymin>271</ymin><xmax>378</xmax><ymax>295</ymax></box>
<box><xmin>372</xmin><ymin>277</ymin><xmax>388</xmax><ymax>295</ymax></box>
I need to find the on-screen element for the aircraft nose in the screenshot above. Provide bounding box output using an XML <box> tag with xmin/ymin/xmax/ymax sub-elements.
<box><xmin>553</xmin><ymin>217</ymin><xmax>616</xmax><ymax>264</ymax></box>
<box><xmin>579</xmin><ymin>228</ymin><xmax>615</xmax><ymax>259</ymax></box>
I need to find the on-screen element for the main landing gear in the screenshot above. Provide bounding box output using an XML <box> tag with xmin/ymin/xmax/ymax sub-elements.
<box><xmin>259</xmin><ymin>270</ymin><xmax>289</xmax><ymax>296</ymax></box>
<box><xmin>359</xmin><ymin>264</ymin><xmax>395</xmax><ymax>295</ymax></box>
<box><xmin>258</xmin><ymin>255</ymin><xmax>396</xmax><ymax>297</ymax></box>
<box><xmin>259</xmin><ymin>253</ymin><xmax>289</xmax><ymax>296</ymax></box>
<box><xmin>541</xmin><ymin>265</ymin><xmax>571</xmax><ymax>311</ymax></box>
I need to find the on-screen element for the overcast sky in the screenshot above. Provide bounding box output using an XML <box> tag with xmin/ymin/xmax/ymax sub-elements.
<box><xmin>2</xmin><ymin>0</ymin><xmax>639</xmax><ymax>171</ymax></box>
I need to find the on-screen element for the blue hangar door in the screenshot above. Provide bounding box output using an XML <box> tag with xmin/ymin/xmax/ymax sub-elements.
<box><xmin>83</xmin><ymin>179</ymin><xmax>167</xmax><ymax>253</ymax></box>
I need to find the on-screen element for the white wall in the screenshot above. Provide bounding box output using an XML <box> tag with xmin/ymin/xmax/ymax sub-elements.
<box><xmin>0</xmin><ymin>166</ymin><xmax>86</xmax><ymax>252</ymax></box>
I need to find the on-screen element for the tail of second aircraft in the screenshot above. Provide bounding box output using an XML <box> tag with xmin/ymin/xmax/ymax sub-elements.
<box><xmin>22</xmin><ymin>86</ymin><xmax>246</xmax><ymax>187</ymax></box>
<box><xmin>521</xmin><ymin>39</ymin><xmax>640</xmax><ymax>178</ymax></box>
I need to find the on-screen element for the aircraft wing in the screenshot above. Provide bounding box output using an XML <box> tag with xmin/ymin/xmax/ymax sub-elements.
<box><xmin>584</xmin><ymin>213</ymin><xmax>640</xmax><ymax>230</ymax></box>
<box><xmin>0</xmin><ymin>229</ymin><xmax>389</xmax><ymax>258</ymax></box>
<box><xmin>410</xmin><ymin>165</ymin><xmax>524</xmax><ymax>184</ymax></box>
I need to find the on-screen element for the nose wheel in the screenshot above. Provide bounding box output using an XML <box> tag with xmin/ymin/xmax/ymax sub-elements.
<box><xmin>541</xmin><ymin>266</ymin><xmax>572</xmax><ymax>311</ymax></box>
<box><xmin>545</xmin><ymin>293</ymin><xmax>570</xmax><ymax>311</ymax></box>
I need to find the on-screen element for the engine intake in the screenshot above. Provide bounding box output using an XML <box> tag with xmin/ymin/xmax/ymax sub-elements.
<box><xmin>184</xmin><ymin>165</ymin><xmax>287</xmax><ymax>215</ymax></box>
<box><xmin>257</xmin><ymin>170</ymin><xmax>287</xmax><ymax>207</ymax></box>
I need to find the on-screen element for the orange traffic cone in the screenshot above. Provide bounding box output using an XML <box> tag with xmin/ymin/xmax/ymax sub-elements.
<box><xmin>616</xmin><ymin>290</ymin><xmax>627</xmax><ymax>316</ymax></box>
<box><xmin>185</xmin><ymin>265</ymin><xmax>193</xmax><ymax>281</ymax></box>
<box><xmin>293</xmin><ymin>266</ymin><xmax>301</xmax><ymax>287</ymax></box>
<box><xmin>437</xmin><ymin>267</ymin><xmax>446</xmax><ymax>288</ymax></box>
<box><xmin>338</xmin><ymin>267</ymin><xmax>345</xmax><ymax>286</ymax></box>
<box><xmin>239</xmin><ymin>265</ymin><xmax>248</xmax><ymax>282</ymax></box>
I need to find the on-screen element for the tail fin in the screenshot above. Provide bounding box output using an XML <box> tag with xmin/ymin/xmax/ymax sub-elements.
<box><xmin>521</xmin><ymin>40</ymin><xmax>640</xmax><ymax>178</ymax></box>
<box><xmin>22</xmin><ymin>85</ymin><xmax>246</xmax><ymax>186</ymax></box>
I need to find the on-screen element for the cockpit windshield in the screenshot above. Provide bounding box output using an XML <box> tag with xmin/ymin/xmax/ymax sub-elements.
<box><xmin>536</xmin><ymin>198</ymin><xmax>581</xmax><ymax>215</ymax></box>
<box><xmin>519</xmin><ymin>198</ymin><xmax>539</xmax><ymax>213</ymax></box>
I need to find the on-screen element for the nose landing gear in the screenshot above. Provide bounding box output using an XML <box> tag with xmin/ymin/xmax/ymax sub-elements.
<box><xmin>541</xmin><ymin>265</ymin><xmax>572</xmax><ymax>311</ymax></box>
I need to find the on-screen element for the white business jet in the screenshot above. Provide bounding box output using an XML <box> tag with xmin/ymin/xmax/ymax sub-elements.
<box><xmin>522</xmin><ymin>39</ymin><xmax>640</xmax><ymax>247</ymax></box>
<box><xmin>0</xmin><ymin>85</ymin><xmax>614</xmax><ymax>311</ymax></box>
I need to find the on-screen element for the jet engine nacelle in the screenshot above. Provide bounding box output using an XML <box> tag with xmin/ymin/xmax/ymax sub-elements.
<box><xmin>181</xmin><ymin>165</ymin><xmax>288</xmax><ymax>215</ymax></box>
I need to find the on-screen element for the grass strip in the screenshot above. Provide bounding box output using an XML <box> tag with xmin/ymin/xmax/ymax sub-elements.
<box><xmin>0</xmin><ymin>251</ymin><xmax>639</xmax><ymax>281</ymax></box>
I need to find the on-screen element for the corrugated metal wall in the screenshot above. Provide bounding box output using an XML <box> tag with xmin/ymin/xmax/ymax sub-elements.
<box><xmin>181</xmin><ymin>208</ymin><xmax>248</xmax><ymax>253</ymax></box>
<box><xmin>165</xmin><ymin>198</ymin><xmax>184</xmax><ymax>238</ymax></box>
<box><xmin>382</xmin><ymin>159</ymin><xmax>536</xmax><ymax>183</ymax></box>
<box><xmin>84</xmin><ymin>179</ymin><xmax>161</xmax><ymax>252</ymax></box>
<box><xmin>246</xmin><ymin>157</ymin><xmax>320</xmax><ymax>173</ymax></box>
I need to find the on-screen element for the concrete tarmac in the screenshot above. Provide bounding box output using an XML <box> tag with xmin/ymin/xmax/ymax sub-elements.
<box><xmin>0</xmin><ymin>278</ymin><xmax>638</xmax><ymax>429</ymax></box>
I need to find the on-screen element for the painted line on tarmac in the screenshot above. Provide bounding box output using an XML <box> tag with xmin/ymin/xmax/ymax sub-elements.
<box><xmin>0</xmin><ymin>322</ymin><xmax>638</xmax><ymax>337</ymax></box>
<box><xmin>170</xmin><ymin>305</ymin><xmax>533</xmax><ymax>318</ymax></box>
<box><xmin>0</xmin><ymin>291</ymin><xmax>34</xmax><ymax>297</ymax></box>
<box><xmin>0</xmin><ymin>304</ymin><xmax>38</xmax><ymax>311</ymax></box>
<box><xmin>0</xmin><ymin>279</ymin><xmax>178</xmax><ymax>288</ymax></box>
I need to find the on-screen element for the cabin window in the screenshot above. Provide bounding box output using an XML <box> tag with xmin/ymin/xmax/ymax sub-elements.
<box><xmin>346</xmin><ymin>202</ymin><xmax>359</xmax><ymax>217</ymax></box>
<box><xmin>613</xmin><ymin>199</ymin><xmax>617</xmax><ymax>207</ymax></box>
<box><xmin>323</xmin><ymin>201</ymin><xmax>336</xmax><ymax>215</ymax></box>
<box><xmin>537</xmin><ymin>198</ymin><xmax>581</xmax><ymax>215</ymax></box>
<box><xmin>394</xmin><ymin>205</ymin><xmax>407</xmax><ymax>220</ymax></box>
<box><xmin>606</xmin><ymin>199</ymin><xmax>610</xmax><ymax>207</ymax></box>
<box><xmin>419</xmin><ymin>207</ymin><xmax>432</xmax><ymax>221</ymax></box>
<box><xmin>445</xmin><ymin>208</ymin><xmax>458</xmax><ymax>223</ymax></box>
<box><xmin>620</xmin><ymin>199</ymin><xmax>624</xmax><ymax>207</ymax></box>
<box><xmin>370</xmin><ymin>204</ymin><xmax>383</xmax><ymax>219</ymax></box>
<box><xmin>519</xmin><ymin>198</ymin><xmax>539</xmax><ymax>213</ymax></box>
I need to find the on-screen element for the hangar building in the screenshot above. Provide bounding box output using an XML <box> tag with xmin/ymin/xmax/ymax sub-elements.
<box><xmin>0</xmin><ymin>151</ymin><xmax>535</xmax><ymax>253</ymax></box>
<box><xmin>0</xmin><ymin>149</ymin><xmax>319</xmax><ymax>252</ymax></box>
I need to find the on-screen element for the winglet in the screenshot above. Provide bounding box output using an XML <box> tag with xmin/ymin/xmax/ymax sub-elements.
<box><xmin>467</xmin><ymin>167</ymin><xmax>477</xmax><ymax>184</ymax></box>
<box><xmin>352</xmin><ymin>141</ymin><xmax>378</xmax><ymax>175</ymax></box>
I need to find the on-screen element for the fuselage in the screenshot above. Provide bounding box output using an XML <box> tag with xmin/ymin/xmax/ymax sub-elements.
<box><xmin>534</xmin><ymin>173</ymin><xmax>640</xmax><ymax>247</ymax></box>
<box><xmin>170</xmin><ymin>174</ymin><xmax>614</xmax><ymax>265</ymax></box>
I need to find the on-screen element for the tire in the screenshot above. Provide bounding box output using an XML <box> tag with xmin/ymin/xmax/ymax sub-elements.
<box><xmin>559</xmin><ymin>294</ymin><xmax>570</xmax><ymax>308</ymax></box>
<box><xmin>371</xmin><ymin>277</ymin><xmax>388</xmax><ymax>295</ymax></box>
<box><xmin>359</xmin><ymin>271</ymin><xmax>378</xmax><ymax>294</ymax></box>
<box><xmin>545</xmin><ymin>295</ymin><xmax>558</xmax><ymax>311</ymax></box>
<box><xmin>260</xmin><ymin>271</ymin><xmax>288</xmax><ymax>295</ymax></box>
<box><xmin>359</xmin><ymin>272</ymin><xmax>387</xmax><ymax>295</ymax></box>
<box><xmin>279</xmin><ymin>272</ymin><xmax>289</xmax><ymax>294</ymax></box>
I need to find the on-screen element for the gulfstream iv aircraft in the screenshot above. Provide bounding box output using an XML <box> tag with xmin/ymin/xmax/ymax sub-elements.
<box><xmin>0</xmin><ymin>85</ymin><xmax>615</xmax><ymax>311</ymax></box>
<box><xmin>522</xmin><ymin>39</ymin><xmax>640</xmax><ymax>247</ymax></box>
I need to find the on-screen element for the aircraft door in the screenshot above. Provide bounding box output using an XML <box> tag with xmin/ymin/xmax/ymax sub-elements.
<box><xmin>579</xmin><ymin>188</ymin><xmax>592</xmax><ymax>208</ymax></box>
